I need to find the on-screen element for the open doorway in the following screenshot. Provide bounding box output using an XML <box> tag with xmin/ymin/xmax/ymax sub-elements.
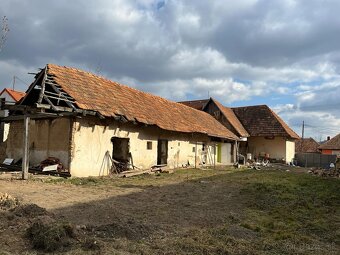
<box><xmin>157</xmin><ymin>139</ymin><xmax>168</xmax><ymax>165</ymax></box>
<box><xmin>111</xmin><ymin>137</ymin><xmax>130</xmax><ymax>162</ymax></box>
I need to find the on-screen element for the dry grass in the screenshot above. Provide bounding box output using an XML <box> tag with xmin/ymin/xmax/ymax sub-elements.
<box><xmin>0</xmin><ymin>168</ymin><xmax>339</xmax><ymax>254</ymax></box>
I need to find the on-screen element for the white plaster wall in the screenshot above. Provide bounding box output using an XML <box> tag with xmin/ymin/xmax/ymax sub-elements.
<box><xmin>247</xmin><ymin>136</ymin><xmax>286</xmax><ymax>161</ymax></box>
<box><xmin>69</xmin><ymin>118</ymin><xmax>223</xmax><ymax>177</ymax></box>
<box><xmin>285</xmin><ymin>140</ymin><xmax>295</xmax><ymax>163</ymax></box>
<box><xmin>70</xmin><ymin>120</ymin><xmax>158</xmax><ymax>177</ymax></box>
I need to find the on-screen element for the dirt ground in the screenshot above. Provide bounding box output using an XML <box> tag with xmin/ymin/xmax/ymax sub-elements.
<box><xmin>0</xmin><ymin>168</ymin><xmax>339</xmax><ymax>254</ymax></box>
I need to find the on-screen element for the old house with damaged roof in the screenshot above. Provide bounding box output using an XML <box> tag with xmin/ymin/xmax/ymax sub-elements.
<box><xmin>180</xmin><ymin>98</ymin><xmax>300</xmax><ymax>164</ymax></box>
<box><xmin>3</xmin><ymin>64</ymin><xmax>238</xmax><ymax>177</ymax></box>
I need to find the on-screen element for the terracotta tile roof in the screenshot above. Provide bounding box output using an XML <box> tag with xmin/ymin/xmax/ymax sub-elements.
<box><xmin>46</xmin><ymin>64</ymin><xmax>238</xmax><ymax>140</ymax></box>
<box><xmin>208</xmin><ymin>98</ymin><xmax>249</xmax><ymax>137</ymax></box>
<box><xmin>295</xmin><ymin>138</ymin><xmax>320</xmax><ymax>153</ymax></box>
<box><xmin>0</xmin><ymin>88</ymin><xmax>26</xmax><ymax>102</ymax></box>
<box><xmin>179</xmin><ymin>98</ymin><xmax>248</xmax><ymax>137</ymax></box>
<box><xmin>319</xmin><ymin>133</ymin><xmax>340</xmax><ymax>150</ymax></box>
<box><xmin>232</xmin><ymin>105</ymin><xmax>300</xmax><ymax>139</ymax></box>
<box><xmin>179</xmin><ymin>99</ymin><xmax>209</xmax><ymax>110</ymax></box>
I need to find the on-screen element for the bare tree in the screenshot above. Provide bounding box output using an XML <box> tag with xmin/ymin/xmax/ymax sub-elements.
<box><xmin>0</xmin><ymin>16</ymin><xmax>9</xmax><ymax>52</ymax></box>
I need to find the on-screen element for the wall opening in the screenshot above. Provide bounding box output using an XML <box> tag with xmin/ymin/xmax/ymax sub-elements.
<box><xmin>111</xmin><ymin>137</ymin><xmax>130</xmax><ymax>162</ymax></box>
<box><xmin>157</xmin><ymin>139</ymin><xmax>168</xmax><ymax>165</ymax></box>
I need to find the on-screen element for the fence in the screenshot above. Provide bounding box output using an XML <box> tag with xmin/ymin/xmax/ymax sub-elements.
<box><xmin>295</xmin><ymin>153</ymin><xmax>337</xmax><ymax>168</ymax></box>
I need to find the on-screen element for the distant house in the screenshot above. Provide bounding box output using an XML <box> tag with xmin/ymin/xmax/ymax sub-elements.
<box><xmin>4</xmin><ymin>64</ymin><xmax>238</xmax><ymax>177</ymax></box>
<box><xmin>319</xmin><ymin>134</ymin><xmax>340</xmax><ymax>157</ymax></box>
<box><xmin>180</xmin><ymin>98</ymin><xmax>300</xmax><ymax>163</ymax></box>
<box><xmin>0</xmin><ymin>88</ymin><xmax>25</xmax><ymax>142</ymax></box>
<box><xmin>295</xmin><ymin>138</ymin><xmax>320</xmax><ymax>153</ymax></box>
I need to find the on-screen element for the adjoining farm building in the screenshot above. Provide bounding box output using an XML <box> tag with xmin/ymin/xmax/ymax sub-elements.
<box><xmin>3</xmin><ymin>64</ymin><xmax>238</xmax><ymax>177</ymax></box>
<box><xmin>295</xmin><ymin>138</ymin><xmax>320</xmax><ymax>153</ymax></box>
<box><xmin>180</xmin><ymin>99</ymin><xmax>300</xmax><ymax>163</ymax></box>
<box><xmin>319</xmin><ymin>134</ymin><xmax>340</xmax><ymax>157</ymax></box>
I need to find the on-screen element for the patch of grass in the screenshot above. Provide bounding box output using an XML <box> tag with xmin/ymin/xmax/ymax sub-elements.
<box><xmin>239</xmin><ymin>170</ymin><xmax>340</xmax><ymax>253</ymax></box>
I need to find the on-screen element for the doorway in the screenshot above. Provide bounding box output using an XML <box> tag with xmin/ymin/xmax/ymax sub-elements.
<box><xmin>157</xmin><ymin>139</ymin><xmax>168</xmax><ymax>165</ymax></box>
<box><xmin>111</xmin><ymin>137</ymin><xmax>130</xmax><ymax>162</ymax></box>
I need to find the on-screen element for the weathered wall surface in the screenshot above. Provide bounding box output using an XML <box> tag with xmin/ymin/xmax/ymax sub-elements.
<box><xmin>247</xmin><ymin>136</ymin><xmax>287</xmax><ymax>161</ymax></box>
<box><xmin>69</xmin><ymin>118</ymin><xmax>224</xmax><ymax>177</ymax></box>
<box><xmin>6</xmin><ymin>118</ymin><xmax>71</xmax><ymax>167</ymax></box>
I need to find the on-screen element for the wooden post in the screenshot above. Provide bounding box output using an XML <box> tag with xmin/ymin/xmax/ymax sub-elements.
<box><xmin>214</xmin><ymin>144</ymin><xmax>216</xmax><ymax>170</ymax></box>
<box><xmin>22</xmin><ymin>115</ymin><xmax>30</xmax><ymax>180</ymax></box>
<box><xmin>194</xmin><ymin>142</ymin><xmax>197</xmax><ymax>169</ymax></box>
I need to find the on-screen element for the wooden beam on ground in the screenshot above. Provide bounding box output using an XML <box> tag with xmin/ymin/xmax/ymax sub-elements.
<box><xmin>22</xmin><ymin>115</ymin><xmax>30</xmax><ymax>180</ymax></box>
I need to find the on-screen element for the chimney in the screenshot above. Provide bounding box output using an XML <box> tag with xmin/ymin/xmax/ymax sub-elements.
<box><xmin>327</xmin><ymin>136</ymin><xmax>331</xmax><ymax>141</ymax></box>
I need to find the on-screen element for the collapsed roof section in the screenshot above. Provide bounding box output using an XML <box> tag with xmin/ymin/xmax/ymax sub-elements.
<box><xmin>18</xmin><ymin>64</ymin><xmax>238</xmax><ymax>140</ymax></box>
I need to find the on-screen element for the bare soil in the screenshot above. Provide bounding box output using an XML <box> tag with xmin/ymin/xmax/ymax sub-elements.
<box><xmin>0</xmin><ymin>168</ymin><xmax>339</xmax><ymax>254</ymax></box>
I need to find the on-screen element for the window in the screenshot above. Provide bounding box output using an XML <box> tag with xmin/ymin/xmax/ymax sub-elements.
<box><xmin>192</xmin><ymin>147</ymin><xmax>196</xmax><ymax>153</ymax></box>
<box><xmin>147</xmin><ymin>141</ymin><xmax>152</xmax><ymax>150</ymax></box>
<box><xmin>178</xmin><ymin>142</ymin><xmax>180</xmax><ymax>146</ymax></box>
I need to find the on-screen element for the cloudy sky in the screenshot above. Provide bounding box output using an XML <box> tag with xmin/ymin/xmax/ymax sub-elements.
<box><xmin>1</xmin><ymin>0</ymin><xmax>339</xmax><ymax>140</ymax></box>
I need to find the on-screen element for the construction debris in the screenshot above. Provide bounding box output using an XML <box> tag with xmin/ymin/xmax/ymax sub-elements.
<box><xmin>39</xmin><ymin>157</ymin><xmax>65</xmax><ymax>172</ymax></box>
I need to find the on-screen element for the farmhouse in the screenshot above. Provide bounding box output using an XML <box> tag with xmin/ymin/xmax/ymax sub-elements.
<box><xmin>180</xmin><ymin>98</ymin><xmax>300</xmax><ymax>163</ymax></box>
<box><xmin>0</xmin><ymin>88</ymin><xmax>25</xmax><ymax>142</ymax></box>
<box><xmin>3</xmin><ymin>64</ymin><xmax>238</xmax><ymax>177</ymax></box>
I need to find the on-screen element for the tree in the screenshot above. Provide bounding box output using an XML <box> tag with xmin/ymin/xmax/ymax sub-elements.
<box><xmin>0</xmin><ymin>16</ymin><xmax>9</xmax><ymax>52</ymax></box>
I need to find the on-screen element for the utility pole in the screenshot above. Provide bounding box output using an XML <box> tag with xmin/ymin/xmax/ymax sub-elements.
<box><xmin>302</xmin><ymin>120</ymin><xmax>304</xmax><ymax>139</ymax></box>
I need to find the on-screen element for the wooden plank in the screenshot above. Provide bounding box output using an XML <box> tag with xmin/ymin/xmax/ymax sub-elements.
<box><xmin>22</xmin><ymin>115</ymin><xmax>30</xmax><ymax>180</ymax></box>
<box><xmin>46</xmin><ymin>82</ymin><xmax>78</xmax><ymax>110</ymax></box>
<box><xmin>37</xmin><ymin>68</ymin><xmax>47</xmax><ymax>104</ymax></box>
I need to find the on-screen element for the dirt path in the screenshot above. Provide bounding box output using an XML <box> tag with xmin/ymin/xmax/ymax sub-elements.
<box><xmin>0</xmin><ymin>176</ymin><xmax>142</xmax><ymax>211</ymax></box>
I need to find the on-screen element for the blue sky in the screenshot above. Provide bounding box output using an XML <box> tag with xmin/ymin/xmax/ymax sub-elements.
<box><xmin>0</xmin><ymin>0</ymin><xmax>339</xmax><ymax>140</ymax></box>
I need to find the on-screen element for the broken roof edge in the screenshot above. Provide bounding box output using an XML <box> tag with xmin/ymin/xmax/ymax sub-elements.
<box><xmin>44</xmin><ymin>64</ymin><xmax>239</xmax><ymax>141</ymax></box>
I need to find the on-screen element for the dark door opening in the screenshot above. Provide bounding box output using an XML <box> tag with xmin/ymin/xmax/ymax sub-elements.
<box><xmin>111</xmin><ymin>137</ymin><xmax>130</xmax><ymax>162</ymax></box>
<box><xmin>157</xmin><ymin>139</ymin><xmax>168</xmax><ymax>165</ymax></box>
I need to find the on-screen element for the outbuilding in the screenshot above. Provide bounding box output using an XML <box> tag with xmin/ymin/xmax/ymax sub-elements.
<box><xmin>4</xmin><ymin>64</ymin><xmax>238</xmax><ymax>177</ymax></box>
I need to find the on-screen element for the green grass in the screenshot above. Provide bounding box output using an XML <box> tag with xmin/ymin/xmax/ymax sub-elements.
<box><xmin>237</xmin><ymin>170</ymin><xmax>339</xmax><ymax>254</ymax></box>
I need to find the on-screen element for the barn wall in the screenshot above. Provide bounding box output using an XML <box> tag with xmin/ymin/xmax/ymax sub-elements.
<box><xmin>69</xmin><ymin>118</ymin><xmax>223</xmax><ymax>177</ymax></box>
<box><xmin>5</xmin><ymin>118</ymin><xmax>71</xmax><ymax>167</ymax></box>
<box><xmin>247</xmin><ymin>136</ymin><xmax>287</xmax><ymax>161</ymax></box>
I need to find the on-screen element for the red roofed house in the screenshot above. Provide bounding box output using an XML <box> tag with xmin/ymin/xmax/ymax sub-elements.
<box><xmin>295</xmin><ymin>138</ymin><xmax>320</xmax><ymax>153</ymax></box>
<box><xmin>319</xmin><ymin>134</ymin><xmax>340</xmax><ymax>157</ymax></box>
<box><xmin>4</xmin><ymin>64</ymin><xmax>238</xmax><ymax>177</ymax></box>
<box><xmin>0</xmin><ymin>88</ymin><xmax>26</xmax><ymax>142</ymax></box>
<box><xmin>180</xmin><ymin>98</ymin><xmax>300</xmax><ymax>164</ymax></box>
